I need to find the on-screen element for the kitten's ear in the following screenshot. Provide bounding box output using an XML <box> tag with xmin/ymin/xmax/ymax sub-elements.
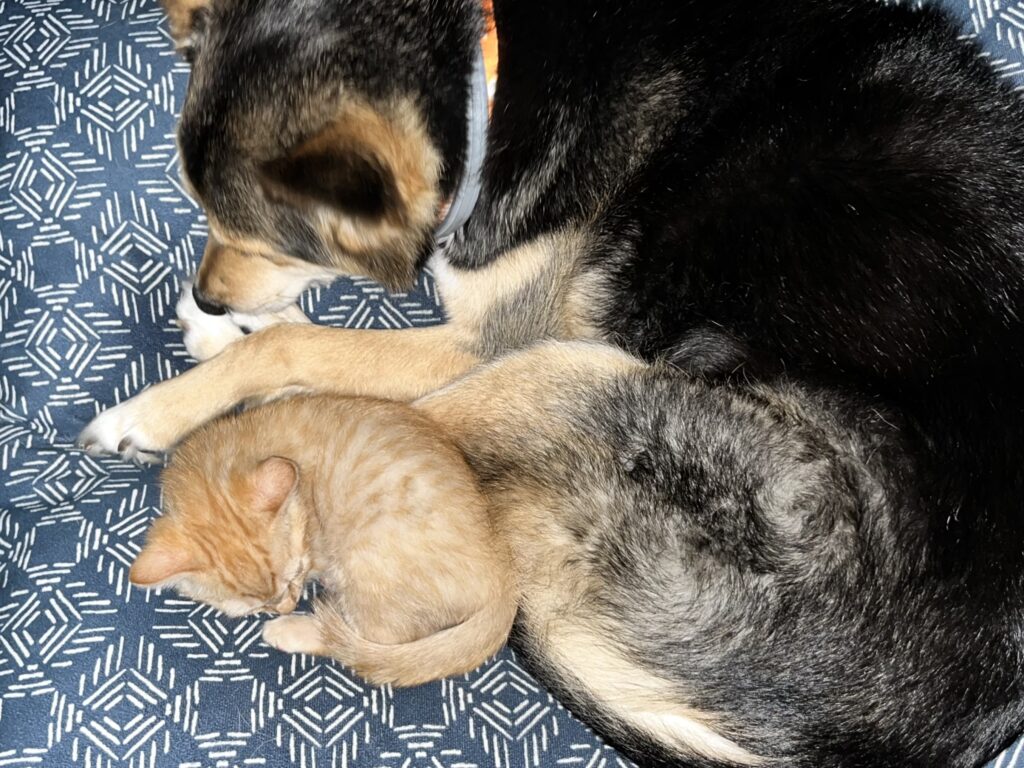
<box><xmin>130</xmin><ymin>542</ymin><xmax>196</xmax><ymax>587</ymax></box>
<box><xmin>252</xmin><ymin>457</ymin><xmax>299</xmax><ymax>513</ymax></box>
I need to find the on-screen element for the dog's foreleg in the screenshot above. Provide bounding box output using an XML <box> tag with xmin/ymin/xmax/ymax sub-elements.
<box><xmin>79</xmin><ymin>324</ymin><xmax>477</xmax><ymax>462</ymax></box>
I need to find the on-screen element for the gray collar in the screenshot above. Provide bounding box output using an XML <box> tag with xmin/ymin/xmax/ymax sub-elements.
<box><xmin>433</xmin><ymin>43</ymin><xmax>489</xmax><ymax>243</ymax></box>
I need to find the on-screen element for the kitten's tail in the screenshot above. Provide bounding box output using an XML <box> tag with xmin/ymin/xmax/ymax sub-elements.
<box><xmin>316</xmin><ymin>587</ymin><xmax>518</xmax><ymax>687</ymax></box>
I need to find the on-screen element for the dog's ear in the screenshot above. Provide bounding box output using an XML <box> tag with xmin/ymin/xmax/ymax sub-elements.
<box><xmin>259</xmin><ymin>138</ymin><xmax>396</xmax><ymax>221</ymax></box>
<box><xmin>258</xmin><ymin>101</ymin><xmax>441</xmax><ymax>291</ymax></box>
<box><xmin>162</xmin><ymin>0</ymin><xmax>211</xmax><ymax>50</ymax></box>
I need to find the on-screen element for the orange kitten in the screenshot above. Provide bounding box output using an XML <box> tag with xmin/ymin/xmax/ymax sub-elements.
<box><xmin>130</xmin><ymin>394</ymin><xmax>516</xmax><ymax>686</ymax></box>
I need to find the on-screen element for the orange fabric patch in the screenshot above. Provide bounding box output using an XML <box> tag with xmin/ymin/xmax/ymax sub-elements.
<box><xmin>481</xmin><ymin>0</ymin><xmax>498</xmax><ymax>113</ymax></box>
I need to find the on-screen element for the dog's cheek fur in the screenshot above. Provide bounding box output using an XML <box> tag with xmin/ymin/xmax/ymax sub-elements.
<box><xmin>161</xmin><ymin>0</ymin><xmax>209</xmax><ymax>44</ymax></box>
<box><xmin>194</xmin><ymin>240</ymin><xmax>336</xmax><ymax>314</ymax></box>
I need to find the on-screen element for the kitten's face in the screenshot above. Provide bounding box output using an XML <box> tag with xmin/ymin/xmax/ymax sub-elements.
<box><xmin>131</xmin><ymin>456</ymin><xmax>306</xmax><ymax>618</ymax></box>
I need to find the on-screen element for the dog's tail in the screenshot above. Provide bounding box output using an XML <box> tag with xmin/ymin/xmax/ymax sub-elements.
<box><xmin>315</xmin><ymin>588</ymin><xmax>517</xmax><ymax>687</ymax></box>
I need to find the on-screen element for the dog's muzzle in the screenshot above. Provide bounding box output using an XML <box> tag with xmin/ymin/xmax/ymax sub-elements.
<box><xmin>191</xmin><ymin>283</ymin><xmax>227</xmax><ymax>316</ymax></box>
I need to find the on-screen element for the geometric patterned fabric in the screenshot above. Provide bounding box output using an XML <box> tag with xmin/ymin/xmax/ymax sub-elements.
<box><xmin>0</xmin><ymin>1</ymin><xmax>1021</xmax><ymax>766</ymax></box>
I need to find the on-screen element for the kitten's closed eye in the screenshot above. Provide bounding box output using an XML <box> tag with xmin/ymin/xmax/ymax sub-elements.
<box><xmin>215</xmin><ymin>598</ymin><xmax>266</xmax><ymax>618</ymax></box>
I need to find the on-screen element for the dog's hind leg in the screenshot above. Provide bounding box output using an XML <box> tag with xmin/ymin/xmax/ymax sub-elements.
<box><xmin>528</xmin><ymin>622</ymin><xmax>765</xmax><ymax>767</ymax></box>
<box><xmin>414</xmin><ymin>340</ymin><xmax>765</xmax><ymax>767</ymax></box>
<box><xmin>78</xmin><ymin>324</ymin><xmax>477</xmax><ymax>462</ymax></box>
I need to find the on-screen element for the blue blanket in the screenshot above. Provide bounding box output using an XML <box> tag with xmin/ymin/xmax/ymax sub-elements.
<box><xmin>1</xmin><ymin>1</ymin><xmax>1022</xmax><ymax>766</ymax></box>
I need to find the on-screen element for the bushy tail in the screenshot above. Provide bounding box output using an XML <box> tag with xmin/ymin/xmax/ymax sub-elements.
<box><xmin>533</xmin><ymin>624</ymin><xmax>767</xmax><ymax>767</ymax></box>
<box><xmin>317</xmin><ymin>590</ymin><xmax>517</xmax><ymax>687</ymax></box>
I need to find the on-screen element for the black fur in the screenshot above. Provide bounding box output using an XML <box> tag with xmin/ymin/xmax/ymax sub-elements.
<box><xmin>452</xmin><ymin>1</ymin><xmax>1024</xmax><ymax>764</ymax></box>
<box><xmin>170</xmin><ymin>0</ymin><xmax>1024</xmax><ymax>765</ymax></box>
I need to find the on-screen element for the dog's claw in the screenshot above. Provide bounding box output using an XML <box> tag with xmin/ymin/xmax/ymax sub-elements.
<box><xmin>134</xmin><ymin>450</ymin><xmax>164</xmax><ymax>466</ymax></box>
<box><xmin>77</xmin><ymin>427</ymin><xmax>104</xmax><ymax>455</ymax></box>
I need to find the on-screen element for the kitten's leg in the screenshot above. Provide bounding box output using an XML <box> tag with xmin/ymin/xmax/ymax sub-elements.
<box><xmin>263</xmin><ymin>615</ymin><xmax>327</xmax><ymax>656</ymax></box>
<box><xmin>79</xmin><ymin>324</ymin><xmax>477</xmax><ymax>461</ymax></box>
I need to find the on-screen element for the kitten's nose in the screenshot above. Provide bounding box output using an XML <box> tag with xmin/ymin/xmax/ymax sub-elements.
<box><xmin>191</xmin><ymin>283</ymin><xmax>227</xmax><ymax>316</ymax></box>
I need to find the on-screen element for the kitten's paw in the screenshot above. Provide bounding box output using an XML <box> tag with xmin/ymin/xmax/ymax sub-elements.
<box><xmin>177</xmin><ymin>282</ymin><xmax>246</xmax><ymax>361</ymax></box>
<box><xmin>78</xmin><ymin>398</ymin><xmax>165</xmax><ymax>464</ymax></box>
<box><xmin>263</xmin><ymin>615</ymin><xmax>325</xmax><ymax>656</ymax></box>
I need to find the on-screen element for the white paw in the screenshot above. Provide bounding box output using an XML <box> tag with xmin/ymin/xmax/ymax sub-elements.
<box><xmin>77</xmin><ymin>398</ymin><xmax>164</xmax><ymax>464</ymax></box>
<box><xmin>176</xmin><ymin>282</ymin><xmax>246</xmax><ymax>361</ymax></box>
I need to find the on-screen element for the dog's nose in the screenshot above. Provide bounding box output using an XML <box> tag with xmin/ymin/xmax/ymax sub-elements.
<box><xmin>191</xmin><ymin>283</ymin><xmax>227</xmax><ymax>316</ymax></box>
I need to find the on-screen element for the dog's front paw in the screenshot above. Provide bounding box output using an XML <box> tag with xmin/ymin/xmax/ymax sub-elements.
<box><xmin>262</xmin><ymin>615</ymin><xmax>324</xmax><ymax>656</ymax></box>
<box><xmin>177</xmin><ymin>282</ymin><xmax>246</xmax><ymax>361</ymax></box>
<box><xmin>78</xmin><ymin>398</ymin><xmax>166</xmax><ymax>464</ymax></box>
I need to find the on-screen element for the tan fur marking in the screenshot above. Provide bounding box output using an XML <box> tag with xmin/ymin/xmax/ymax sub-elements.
<box><xmin>540</xmin><ymin>626</ymin><xmax>764</xmax><ymax>766</ymax></box>
<box><xmin>417</xmin><ymin>340</ymin><xmax>641</xmax><ymax>433</ymax></box>
<box><xmin>195</xmin><ymin>238</ymin><xmax>339</xmax><ymax>314</ymax></box>
<box><xmin>432</xmin><ymin>239</ymin><xmax>555</xmax><ymax>333</ymax></box>
<box><xmin>258</xmin><ymin>98</ymin><xmax>441</xmax><ymax>291</ymax></box>
<box><xmin>271</xmin><ymin>99</ymin><xmax>440</xmax><ymax>233</ymax></box>
<box><xmin>316</xmin><ymin>99</ymin><xmax>441</xmax><ymax>261</ymax></box>
<box><xmin>431</xmin><ymin>230</ymin><xmax>605</xmax><ymax>347</ymax></box>
<box><xmin>562</xmin><ymin>267</ymin><xmax>609</xmax><ymax>340</ymax></box>
<box><xmin>161</xmin><ymin>0</ymin><xmax>209</xmax><ymax>42</ymax></box>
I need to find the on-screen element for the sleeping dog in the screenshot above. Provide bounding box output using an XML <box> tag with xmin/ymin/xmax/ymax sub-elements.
<box><xmin>81</xmin><ymin>0</ymin><xmax>1024</xmax><ymax>765</ymax></box>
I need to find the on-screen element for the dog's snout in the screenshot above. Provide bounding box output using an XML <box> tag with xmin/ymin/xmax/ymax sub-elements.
<box><xmin>191</xmin><ymin>283</ymin><xmax>227</xmax><ymax>316</ymax></box>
